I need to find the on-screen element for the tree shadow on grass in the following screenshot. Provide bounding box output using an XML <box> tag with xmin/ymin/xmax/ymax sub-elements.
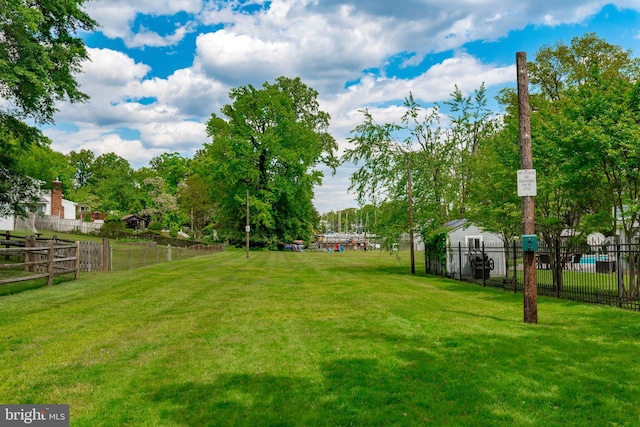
<box><xmin>148</xmin><ymin>349</ymin><xmax>488</xmax><ymax>426</ymax></box>
<box><xmin>146</xmin><ymin>326</ymin><xmax>638</xmax><ymax>426</ymax></box>
<box><xmin>150</xmin><ymin>374</ymin><xmax>319</xmax><ymax>426</ymax></box>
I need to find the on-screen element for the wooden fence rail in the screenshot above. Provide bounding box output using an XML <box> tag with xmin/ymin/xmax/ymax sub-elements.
<box><xmin>0</xmin><ymin>238</ymin><xmax>80</xmax><ymax>286</ymax></box>
<box><xmin>2</xmin><ymin>232</ymin><xmax>224</xmax><ymax>287</ymax></box>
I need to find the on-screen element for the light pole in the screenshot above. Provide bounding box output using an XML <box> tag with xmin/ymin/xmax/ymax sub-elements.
<box><xmin>246</xmin><ymin>189</ymin><xmax>250</xmax><ymax>258</ymax></box>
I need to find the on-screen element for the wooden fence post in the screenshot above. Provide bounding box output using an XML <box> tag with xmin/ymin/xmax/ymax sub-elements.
<box><xmin>102</xmin><ymin>238</ymin><xmax>110</xmax><ymax>272</ymax></box>
<box><xmin>4</xmin><ymin>231</ymin><xmax>9</xmax><ymax>261</ymax></box>
<box><xmin>47</xmin><ymin>239</ymin><xmax>55</xmax><ymax>286</ymax></box>
<box><xmin>75</xmin><ymin>241</ymin><xmax>81</xmax><ymax>279</ymax></box>
<box><xmin>25</xmin><ymin>236</ymin><xmax>34</xmax><ymax>272</ymax></box>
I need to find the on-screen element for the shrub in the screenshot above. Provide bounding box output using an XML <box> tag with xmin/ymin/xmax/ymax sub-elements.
<box><xmin>148</xmin><ymin>221</ymin><xmax>163</xmax><ymax>231</ymax></box>
<box><xmin>98</xmin><ymin>221</ymin><xmax>130</xmax><ymax>239</ymax></box>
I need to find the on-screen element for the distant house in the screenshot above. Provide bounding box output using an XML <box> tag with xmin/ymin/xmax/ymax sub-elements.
<box><xmin>0</xmin><ymin>215</ymin><xmax>13</xmax><ymax>231</ymax></box>
<box><xmin>77</xmin><ymin>203</ymin><xmax>107</xmax><ymax>223</ymax></box>
<box><xmin>443</xmin><ymin>219</ymin><xmax>506</xmax><ymax>278</ymax></box>
<box><xmin>0</xmin><ymin>180</ymin><xmax>77</xmax><ymax>231</ymax></box>
<box><xmin>122</xmin><ymin>214</ymin><xmax>148</xmax><ymax>231</ymax></box>
<box><xmin>34</xmin><ymin>181</ymin><xmax>77</xmax><ymax>220</ymax></box>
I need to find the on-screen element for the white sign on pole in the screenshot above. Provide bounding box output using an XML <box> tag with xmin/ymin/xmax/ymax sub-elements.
<box><xmin>245</xmin><ymin>225</ymin><xmax>251</xmax><ymax>233</ymax></box>
<box><xmin>517</xmin><ymin>169</ymin><xmax>537</xmax><ymax>197</ymax></box>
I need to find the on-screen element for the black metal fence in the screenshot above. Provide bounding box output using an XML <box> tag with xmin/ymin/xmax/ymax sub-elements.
<box><xmin>426</xmin><ymin>241</ymin><xmax>640</xmax><ymax>311</ymax></box>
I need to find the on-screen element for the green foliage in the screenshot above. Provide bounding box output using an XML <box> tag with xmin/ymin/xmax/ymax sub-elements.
<box><xmin>67</xmin><ymin>149</ymin><xmax>95</xmax><ymax>189</ymax></box>
<box><xmin>424</xmin><ymin>229</ymin><xmax>448</xmax><ymax>267</ymax></box>
<box><xmin>139</xmin><ymin>176</ymin><xmax>179</xmax><ymax>225</ymax></box>
<box><xmin>14</xmin><ymin>143</ymin><xmax>76</xmax><ymax>195</ymax></box>
<box><xmin>0</xmin><ymin>167</ymin><xmax>42</xmax><ymax>217</ymax></box>
<box><xmin>197</xmin><ymin>76</ymin><xmax>338</xmax><ymax>248</ymax></box>
<box><xmin>466</xmin><ymin>34</ymin><xmax>640</xmax><ymax>250</ymax></box>
<box><xmin>148</xmin><ymin>221</ymin><xmax>164</xmax><ymax>231</ymax></box>
<box><xmin>149</xmin><ymin>152</ymin><xmax>191</xmax><ymax>192</ymax></box>
<box><xmin>87</xmin><ymin>153</ymin><xmax>142</xmax><ymax>213</ymax></box>
<box><xmin>0</xmin><ymin>0</ymin><xmax>96</xmax><ymax>125</ymax></box>
<box><xmin>344</xmin><ymin>88</ymin><xmax>498</xmax><ymax>252</ymax></box>
<box><xmin>0</xmin><ymin>0</ymin><xmax>96</xmax><ymax>217</ymax></box>
<box><xmin>177</xmin><ymin>174</ymin><xmax>214</xmax><ymax>240</ymax></box>
<box><xmin>104</xmin><ymin>212</ymin><xmax>122</xmax><ymax>223</ymax></box>
<box><xmin>98</xmin><ymin>220</ymin><xmax>129</xmax><ymax>239</ymax></box>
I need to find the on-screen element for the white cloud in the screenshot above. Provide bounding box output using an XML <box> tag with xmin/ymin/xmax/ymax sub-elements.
<box><xmin>84</xmin><ymin>0</ymin><xmax>202</xmax><ymax>48</ymax></box>
<box><xmin>81</xmin><ymin>48</ymin><xmax>150</xmax><ymax>89</ymax></box>
<box><xmin>194</xmin><ymin>30</ymin><xmax>293</xmax><ymax>86</ymax></box>
<box><xmin>54</xmin><ymin>0</ymin><xmax>640</xmax><ymax>212</ymax></box>
<box><xmin>51</xmin><ymin>47</ymin><xmax>217</xmax><ymax>168</ymax></box>
<box><xmin>125</xmin><ymin>23</ymin><xmax>195</xmax><ymax>49</ymax></box>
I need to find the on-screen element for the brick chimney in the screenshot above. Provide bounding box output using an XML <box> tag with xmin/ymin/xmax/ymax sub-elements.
<box><xmin>51</xmin><ymin>180</ymin><xmax>64</xmax><ymax>218</ymax></box>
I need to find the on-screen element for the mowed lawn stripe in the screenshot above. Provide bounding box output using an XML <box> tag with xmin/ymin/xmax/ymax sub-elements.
<box><xmin>0</xmin><ymin>250</ymin><xmax>638</xmax><ymax>426</ymax></box>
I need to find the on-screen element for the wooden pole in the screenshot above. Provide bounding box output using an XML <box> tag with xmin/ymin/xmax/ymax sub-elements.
<box><xmin>246</xmin><ymin>189</ymin><xmax>250</xmax><ymax>259</ymax></box>
<box><xmin>517</xmin><ymin>52</ymin><xmax>538</xmax><ymax>324</ymax></box>
<box><xmin>407</xmin><ymin>154</ymin><xmax>415</xmax><ymax>275</ymax></box>
<box><xmin>47</xmin><ymin>239</ymin><xmax>55</xmax><ymax>286</ymax></box>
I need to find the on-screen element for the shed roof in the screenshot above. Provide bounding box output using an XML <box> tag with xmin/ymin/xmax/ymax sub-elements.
<box><xmin>443</xmin><ymin>219</ymin><xmax>468</xmax><ymax>230</ymax></box>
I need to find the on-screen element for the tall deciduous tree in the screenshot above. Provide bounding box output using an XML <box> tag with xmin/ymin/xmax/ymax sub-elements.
<box><xmin>68</xmin><ymin>149</ymin><xmax>95</xmax><ymax>189</ymax></box>
<box><xmin>149</xmin><ymin>152</ymin><xmax>191</xmax><ymax>193</ymax></box>
<box><xmin>197</xmin><ymin>76</ymin><xmax>338</xmax><ymax>248</ymax></box>
<box><xmin>471</xmin><ymin>34</ymin><xmax>639</xmax><ymax>291</ymax></box>
<box><xmin>140</xmin><ymin>176</ymin><xmax>178</xmax><ymax>226</ymax></box>
<box><xmin>445</xmin><ymin>83</ymin><xmax>497</xmax><ymax>217</ymax></box>
<box><xmin>344</xmin><ymin>94</ymin><xmax>454</xmax><ymax>273</ymax></box>
<box><xmin>560</xmin><ymin>66</ymin><xmax>640</xmax><ymax>297</ymax></box>
<box><xmin>0</xmin><ymin>0</ymin><xmax>96</xmax><ymax>214</ymax></box>
<box><xmin>177</xmin><ymin>174</ymin><xmax>214</xmax><ymax>239</ymax></box>
<box><xmin>88</xmin><ymin>153</ymin><xmax>140</xmax><ymax>213</ymax></box>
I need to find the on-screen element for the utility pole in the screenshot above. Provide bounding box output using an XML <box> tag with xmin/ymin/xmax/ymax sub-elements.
<box><xmin>407</xmin><ymin>154</ymin><xmax>415</xmax><ymax>275</ymax></box>
<box><xmin>246</xmin><ymin>189</ymin><xmax>250</xmax><ymax>259</ymax></box>
<box><xmin>517</xmin><ymin>52</ymin><xmax>538</xmax><ymax>324</ymax></box>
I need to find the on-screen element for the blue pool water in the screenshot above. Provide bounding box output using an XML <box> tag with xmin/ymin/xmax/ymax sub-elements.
<box><xmin>580</xmin><ymin>254</ymin><xmax>609</xmax><ymax>264</ymax></box>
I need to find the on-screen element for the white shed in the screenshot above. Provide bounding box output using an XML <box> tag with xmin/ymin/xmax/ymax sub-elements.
<box><xmin>444</xmin><ymin>219</ymin><xmax>507</xmax><ymax>279</ymax></box>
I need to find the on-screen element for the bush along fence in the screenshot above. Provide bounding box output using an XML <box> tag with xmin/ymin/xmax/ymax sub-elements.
<box><xmin>426</xmin><ymin>240</ymin><xmax>640</xmax><ymax>312</ymax></box>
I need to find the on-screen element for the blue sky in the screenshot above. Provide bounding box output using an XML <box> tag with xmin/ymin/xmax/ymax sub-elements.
<box><xmin>44</xmin><ymin>1</ymin><xmax>640</xmax><ymax>213</ymax></box>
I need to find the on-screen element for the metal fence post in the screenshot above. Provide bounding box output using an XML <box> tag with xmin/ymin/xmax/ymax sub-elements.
<box><xmin>513</xmin><ymin>240</ymin><xmax>518</xmax><ymax>293</ymax></box>
<box><xmin>617</xmin><ymin>242</ymin><xmax>623</xmax><ymax>308</ymax></box>
<box><xmin>482</xmin><ymin>242</ymin><xmax>486</xmax><ymax>287</ymax></box>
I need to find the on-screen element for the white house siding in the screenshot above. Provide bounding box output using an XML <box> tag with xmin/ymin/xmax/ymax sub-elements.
<box><xmin>61</xmin><ymin>199</ymin><xmax>77</xmax><ymax>220</ymax></box>
<box><xmin>0</xmin><ymin>215</ymin><xmax>14</xmax><ymax>231</ymax></box>
<box><xmin>444</xmin><ymin>220</ymin><xmax>506</xmax><ymax>277</ymax></box>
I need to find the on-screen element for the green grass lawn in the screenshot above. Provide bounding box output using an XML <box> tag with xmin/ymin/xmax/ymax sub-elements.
<box><xmin>0</xmin><ymin>250</ymin><xmax>638</xmax><ymax>426</ymax></box>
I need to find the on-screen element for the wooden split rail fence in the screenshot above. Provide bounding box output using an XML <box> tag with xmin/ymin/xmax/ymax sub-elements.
<box><xmin>0</xmin><ymin>233</ymin><xmax>110</xmax><ymax>287</ymax></box>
